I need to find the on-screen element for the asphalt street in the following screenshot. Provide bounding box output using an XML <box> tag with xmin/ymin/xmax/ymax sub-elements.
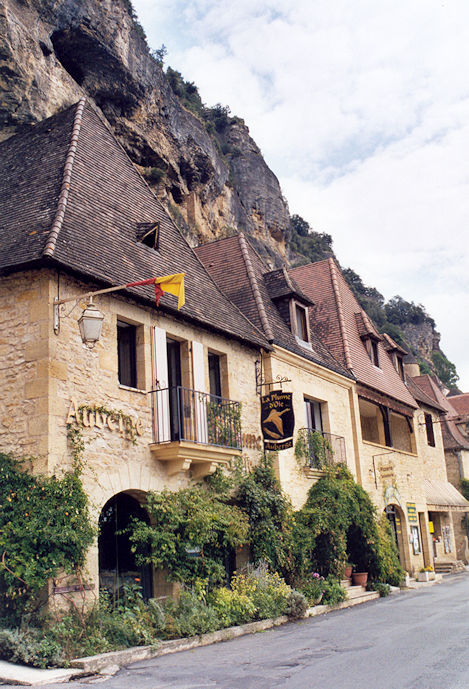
<box><xmin>27</xmin><ymin>573</ymin><xmax>469</xmax><ymax>689</ymax></box>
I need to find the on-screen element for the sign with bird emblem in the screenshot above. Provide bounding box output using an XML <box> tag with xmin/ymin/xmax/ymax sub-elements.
<box><xmin>261</xmin><ymin>390</ymin><xmax>295</xmax><ymax>450</ymax></box>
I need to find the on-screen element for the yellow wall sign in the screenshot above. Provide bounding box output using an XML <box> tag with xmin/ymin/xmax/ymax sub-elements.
<box><xmin>428</xmin><ymin>521</ymin><xmax>434</xmax><ymax>534</ymax></box>
<box><xmin>406</xmin><ymin>502</ymin><xmax>418</xmax><ymax>523</ymax></box>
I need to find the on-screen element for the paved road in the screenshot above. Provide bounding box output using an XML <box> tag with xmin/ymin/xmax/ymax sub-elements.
<box><xmin>42</xmin><ymin>573</ymin><xmax>469</xmax><ymax>689</ymax></box>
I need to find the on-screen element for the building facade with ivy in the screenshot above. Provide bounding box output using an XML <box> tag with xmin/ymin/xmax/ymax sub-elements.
<box><xmin>291</xmin><ymin>259</ymin><xmax>469</xmax><ymax>575</ymax></box>
<box><xmin>0</xmin><ymin>99</ymin><xmax>273</xmax><ymax>602</ymax></box>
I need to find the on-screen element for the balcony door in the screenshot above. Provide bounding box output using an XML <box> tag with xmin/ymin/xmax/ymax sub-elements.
<box><xmin>305</xmin><ymin>398</ymin><xmax>323</xmax><ymax>431</ymax></box>
<box><xmin>167</xmin><ymin>339</ymin><xmax>181</xmax><ymax>441</ymax></box>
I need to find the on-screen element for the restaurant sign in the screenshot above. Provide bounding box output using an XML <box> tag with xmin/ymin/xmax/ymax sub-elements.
<box><xmin>261</xmin><ymin>390</ymin><xmax>295</xmax><ymax>451</ymax></box>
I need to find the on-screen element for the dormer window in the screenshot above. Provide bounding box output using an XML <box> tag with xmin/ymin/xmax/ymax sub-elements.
<box><xmin>137</xmin><ymin>222</ymin><xmax>159</xmax><ymax>251</ymax></box>
<box><xmin>371</xmin><ymin>340</ymin><xmax>379</xmax><ymax>367</ymax></box>
<box><xmin>295</xmin><ymin>304</ymin><xmax>308</xmax><ymax>341</ymax></box>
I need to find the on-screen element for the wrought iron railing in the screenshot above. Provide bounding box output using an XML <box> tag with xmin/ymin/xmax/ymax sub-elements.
<box><xmin>296</xmin><ymin>428</ymin><xmax>346</xmax><ymax>470</ymax></box>
<box><xmin>151</xmin><ymin>386</ymin><xmax>242</xmax><ymax>450</ymax></box>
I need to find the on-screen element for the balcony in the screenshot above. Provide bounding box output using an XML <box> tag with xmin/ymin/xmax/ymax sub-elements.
<box><xmin>150</xmin><ymin>386</ymin><xmax>242</xmax><ymax>478</ymax></box>
<box><xmin>296</xmin><ymin>428</ymin><xmax>346</xmax><ymax>478</ymax></box>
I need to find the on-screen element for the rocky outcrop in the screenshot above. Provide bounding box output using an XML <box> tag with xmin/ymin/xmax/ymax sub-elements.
<box><xmin>0</xmin><ymin>0</ymin><xmax>289</xmax><ymax>263</ymax></box>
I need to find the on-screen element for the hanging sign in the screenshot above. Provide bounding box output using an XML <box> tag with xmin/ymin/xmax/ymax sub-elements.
<box><xmin>261</xmin><ymin>390</ymin><xmax>295</xmax><ymax>450</ymax></box>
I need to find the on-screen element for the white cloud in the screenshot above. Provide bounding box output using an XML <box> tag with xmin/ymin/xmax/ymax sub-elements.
<box><xmin>133</xmin><ymin>0</ymin><xmax>469</xmax><ymax>388</ymax></box>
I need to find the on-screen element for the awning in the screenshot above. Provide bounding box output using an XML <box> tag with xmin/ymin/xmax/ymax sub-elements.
<box><xmin>424</xmin><ymin>479</ymin><xmax>469</xmax><ymax>512</ymax></box>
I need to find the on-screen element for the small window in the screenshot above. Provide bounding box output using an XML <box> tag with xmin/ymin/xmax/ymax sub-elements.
<box><xmin>208</xmin><ymin>353</ymin><xmax>222</xmax><ymax>398</ymax></box>
<box><xmin>397</xmin><ymin>356</ymin><xmax>405</xmax><ymax>380</ymax></box>
<box><xmin>424</xmin><ymin>412</ymin><xmax>435</xmax><ymax>447</ymax></box>
<box><xmin>305</xmin><ymin>398</ymin><xmax>323</xmax><ymax>431</ymax></box>
<box><xmin>117</xmin><ymin>321</ymin><xmax>137</xmax><ymax>388</ymax></box>
<box><xmin>295</xmin><ymin>304</ymin><xmax>308</xmax><ymax>341</ymax></box>
<box><xmin>371</xmin><ymin>340</ymin><xmax>379</xmax><ymax>367</ymax></box>
<box><xmin>137</xmin><ymin>222</ymin><xmax>160</xmax><ymax>251</ymax></box>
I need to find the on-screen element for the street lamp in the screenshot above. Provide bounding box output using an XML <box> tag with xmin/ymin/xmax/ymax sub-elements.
<box><xmin>77</xmin><ymin>298</ymin><xmax>104</xmax><ymax>348</ymax></box>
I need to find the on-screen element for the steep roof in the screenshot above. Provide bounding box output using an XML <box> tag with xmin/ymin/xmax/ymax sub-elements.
<box><xmin>195</xmin><ymin>235</ymin><xmax>353</xmax><ymax>379</ymax></box>
<box><xmin>291</xmin><ymin>258</ymin><xmax>417</xmax><ymax>410</ymax></box>
<box><xmin>412</xmin><ymin>375</ymin><xmax>469</xmax><ymax>451</ymax></box>
<box><xmin>0</xmin><ymin>100</ymin><xmax>269</xmax><ymax>350</ymax></box>
<box><xmin>447</xmin><ymin>393</ymin><xmax>469</xmax><ymax>416</ymax></box>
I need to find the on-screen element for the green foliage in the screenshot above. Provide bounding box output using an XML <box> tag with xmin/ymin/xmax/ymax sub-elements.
<box><xmin>460</xmin><ymin>479</ymin><xmax>469</xmax><ymax>502</ymax></box>
<box><xmin>321</xmin><ymin>576</ymin><xmax>347</xmax><ymax>605</ymax></box>
<box><xmin>284</xmin><ymin>589</ymin><xmax>308</xmax><ymax>619</ymax></box>
<box><xmin>373</xmin><ymin>515</ymin><xmax>405</xmax><ymax>586</ymax></box>
<box><xmin>231</xmin><ymin>565</ymin><xmax>291</xmax><ymax>619</ymax></box>
<box><xmin>166</xmin><ymin>67</ymin><xmax>206</xmax><ymax>119</ymax></box>
<box><xmin>0</xmin><ymin>628</ymin><xmax>64</xmax><ymax>668</ymax></box>
<box><xmin>235</xmin><ymin>455</ymin><xmax>295</xmax><ymax>579</ymax></box>
<box><xmin>143</xmin><ymin>166</ymin><xmax>166</xmax><ymax>184</ymax></box>
<box><xmin>367</xmin><ymin>581</ymin><xmax>391</xmax><ymax>597</ymax></box>
<box><xmin>150</xmin><ymin>44</ymin><xmax>167</xmax><ymax>66</ymax></box>
<box><xmin>289</xmin><ymin>214</ymin><xmax>334</xmax><ymax>264</ymax></box>
<box><xmin>209</xmin><ymin>586</ymin><xmax>256</xmax><ymax>627</ymax></box>
<box><xmin>162</xmin><ymin>589</ymin><xmax>220</xmax><ymax>638</ymax></box>
<box><xmin>298</xmin><ymin>573</ymin><xmax>325</xmax><ymax>605</ymax></box>
<box><xmin>385</xmin><ymin>296</ymin><xmax>435</xmax><ymax>328</ymax></box>
<box><xmin>293</xmin><ymin>465</ymin><xmax>401</xmax><ymax>585</ymax></box>
<box><xmin>431</xmin><ymin>350</ymin><xmax>459</xmax><ymax>388</ymax></box>
<box><xmin>0</xmin><ymin>453</ymin><xmax>95</xmax><ymax>623</ymax></box>
<box><xmin>294</xmin><ymin>429</ymin><xmax>334</xmax><ymax>469</ymax></box>
<box><xmin>129</xmin><ymin>485</ymin><xmax>249</xmax><ymax>586</ymax></box>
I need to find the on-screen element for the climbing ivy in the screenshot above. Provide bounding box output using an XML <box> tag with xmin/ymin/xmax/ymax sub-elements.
<box><xmin>0</xmin><ymin>453</ymin><xmax>95</xmax><ymax>624</ymax></box>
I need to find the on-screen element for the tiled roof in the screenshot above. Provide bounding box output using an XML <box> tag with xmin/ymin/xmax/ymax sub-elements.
<box><xmin>291</xmin><ymin>258</ymin><xmax>417</xmax><ymax>410</ymax></box>
<box><xmin>447</xmin><ymin>393</ymin><xmax>469</xmax><ymax>416</ymax></box>
<box><xmin>0</xmin><ymin>100</ymin><xmax>270</xmax><ymax>350</ymax></box>
<box><xmin>406</xmin><ymin>376</ymin><xmax>446</xmax><ymax>412</ymax></box>
<box><xmin>412</xmin><ymin>375</ymin><xmax>469</xmax><ymax>450</ymax></box>
<box><xmin>382</xmin><ymin>333</ymin><xmax>408</xmax><ymax>356</ymax></box>
<box><xmin>263</xmin><ymin>268</ymin><xmax>313</xmax><ymax>305</ymax></box>
<box><xmin>195</xmin><ymin>236</ymin><xmax>353</xmax><ymax>379</ymax></box>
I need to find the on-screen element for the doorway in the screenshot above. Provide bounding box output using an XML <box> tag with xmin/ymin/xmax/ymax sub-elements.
<box><xmin>98</xmin><ymin>492</ymin><xmax>153</xmax><ymax>600</ymax></box>
<box><xmin>167</xmin><ymin>339</ymin><xmax>182</xmax><ymax>441</ymax></box>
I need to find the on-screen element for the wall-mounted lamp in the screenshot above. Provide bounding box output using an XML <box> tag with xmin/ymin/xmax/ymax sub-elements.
<box><xmin>77</xmin><ymin>298</ymin><xmax>104</xmax><ymax>348</ymax></box>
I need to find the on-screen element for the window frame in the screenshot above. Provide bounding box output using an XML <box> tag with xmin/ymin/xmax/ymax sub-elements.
<box><xmin>117</xmin><ymin>320</ymin><xmax>138</xmax><ymax>389</ymax></box>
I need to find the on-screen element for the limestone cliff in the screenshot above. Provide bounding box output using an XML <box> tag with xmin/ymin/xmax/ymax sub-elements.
<box><xmin>0</xmin><ymin>0</ymin><xmax>289</xmax><ymax>263</ymax></box>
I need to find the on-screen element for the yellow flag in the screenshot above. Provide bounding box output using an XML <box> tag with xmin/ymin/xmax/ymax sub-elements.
<box><xmin>155</xmin><ymin>273</ymin><xmax>185</xmax><ymax>309</ymax></box>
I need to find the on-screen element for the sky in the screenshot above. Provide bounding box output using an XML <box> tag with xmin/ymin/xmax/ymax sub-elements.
<box><xmin>133</xmin><ymin>0</ymin><xmax>469</xmax><ymax>390</ymax></box>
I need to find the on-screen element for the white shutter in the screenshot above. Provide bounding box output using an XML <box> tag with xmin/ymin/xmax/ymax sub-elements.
<box><xmin>192</xmin><ymin>341</ymin><xmax>208</xmax><ymax>443</ymax></box>
<box><xmin>152</xmin><ymin>327</ymin><xmax>170</xmax><ymax>442</ymax></box>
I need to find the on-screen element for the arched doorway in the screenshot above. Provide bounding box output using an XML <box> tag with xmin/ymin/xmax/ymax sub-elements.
<box><xmin>98</xmin><ymin>492</ymin><xmax>153</xmax><ymax>600</ymax></box>
<box><xmin>385</xmin><ymin>504</ymin><xmax>408</xmax><ymax>570</ymax></box>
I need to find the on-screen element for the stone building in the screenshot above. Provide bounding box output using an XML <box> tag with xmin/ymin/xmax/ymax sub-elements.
<box><xmin>0</xmin><ymin>99</ymin><xmax>271</xmax><ymax>599</ymax></box>
<box><xmin>410</xmin><ymin>376</ymin><xmax>469</xmax><ymax>565</ymax></box>
<box><xmin>291</xmin><ymin>258</ymin><xmax>469</xmax><ymax>575</ymax></box>
<box><xmin>196</xmin><ymin>236</ymin><xmax>358</xmax><ymax>509</ymax></box>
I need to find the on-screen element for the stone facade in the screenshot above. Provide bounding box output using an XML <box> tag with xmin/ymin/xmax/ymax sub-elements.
<box><xmin>0</xmin><ymin>268</ymin><xmax>264</xmax><ymax>598</ymax></box>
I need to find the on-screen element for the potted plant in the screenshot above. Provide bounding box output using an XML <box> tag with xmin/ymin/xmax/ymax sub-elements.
<box><xmin>417</xmin><ymin>565</ymin><xmax>435</xmax><ymax>582</ymax></box>
<box><xmin>351</xmin><ymin>570</ymin><xmax>368</xmax><ymax>586</ymax></box>
<box><xmin>344</xmin><ymin>563</ymin><xmax>353</xmax><ymax>579</ymax></box>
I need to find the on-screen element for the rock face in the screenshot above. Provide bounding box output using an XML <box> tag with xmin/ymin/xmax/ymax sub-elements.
<box><xmin>0</xmin><ymin>0</ymin><xmax>289</xmax><ymax>263</ymax></box>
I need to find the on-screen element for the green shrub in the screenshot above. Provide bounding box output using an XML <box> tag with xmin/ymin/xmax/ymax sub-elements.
<box><xmin>367</xmin><ymin>581</ymin><xmax>391</xmax><ymax>597</ymax></box>
<box><xmin>0</xmin><ymin>628</ymin><xmax>64</xmax><ymax>668</ymax></box>
<box><xmin>209</xmin><ymin>587</ymin><xmax>255</xmax><ymax>627</ymax></box>
<box><xmin>232</xmin><ymin>564</ymin><xmax>291</xmax><ymax>620</ymax></box>
<box><xmin>284</xmin><ymin>590</ymin><xmax>308</xmax><ymax>619</ymax></box>
<box><xmin>321</xmin><ymin>577</ymin><xmax>347</xmax><ymax>606</ymax></box>
<box><xmin>162</xmin><ymin>589</ymin><xmax>220</xmax><ymax>639</ymax></box>
<box><xmin>299</xmin><ymin>573</ymin><xmax>325</xmax><ymax>605</ymax></box>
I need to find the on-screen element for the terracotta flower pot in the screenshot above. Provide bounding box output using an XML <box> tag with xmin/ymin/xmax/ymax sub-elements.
<box><xmin>344</xmin><ymin>565</ymin><xmax>353</xmax><ymax>579</ymax></box>
<box><xmin>352</xmin><ymin>572</ymin><xmax>368</xmax><ymax>586</ymax></box>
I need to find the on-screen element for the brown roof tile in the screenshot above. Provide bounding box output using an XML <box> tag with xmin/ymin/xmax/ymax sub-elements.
<box><xmin>412</xmin><ymin>375</ymin><xmax>469</xmax><ymax>450</ymax></box>
<box><xmin>195</xmin><ymin>237</ymin><xmax>352</xmax><ymax>378</ymax></box>
<box><xmin>291</xmin><ymin>258</ymin><xmax>417</xmax><ymax>410</ymax></box>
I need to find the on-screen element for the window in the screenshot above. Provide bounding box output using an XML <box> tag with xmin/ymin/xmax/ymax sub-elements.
<box><xmin>358</xmin><ymin>397</ymin><xmax>414</xmax><ymax>451</ymax></box>
<box><xmin>371</xmin><ymin>340</ymin><xmax>379</xmax><ymax>367</ymax></box>
<box><xmin>424</xmin><ymin>412</ymin><xmax>435</xmax><ymax>447</ymax></box>
<box><xmin>137</xmin><ymin>222</ymin><xmax>160</xmax><ymax>251</ymax></box>
<box><xmin>117</xmin><ymin>321</ymin><xmax>137</xmax><ymax>388</ymax></box>
<box><xmin>208</xmin><ymin>352</ymin><xmax>222</xmax><ymax>398</ymax></box>
<box><xmin>305</xmin><ymin>398</ymin><xmax>323</xmax><ymax>431</ymax></box>
<box><xmin>295</xmin><ymin>305</ymin><xmax>308</xmax><ymax>342</ymax></box>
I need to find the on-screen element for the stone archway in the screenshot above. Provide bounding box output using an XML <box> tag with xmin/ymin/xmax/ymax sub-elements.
<box><xmin>385</xmin><ymin>503</ymin><xmax>410</xmax><ymax>572</ymax></box>
<box><xmin>98</xmin><ymin>491</ymin><xmax>153</xmax><ymax>600</ymax></box>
